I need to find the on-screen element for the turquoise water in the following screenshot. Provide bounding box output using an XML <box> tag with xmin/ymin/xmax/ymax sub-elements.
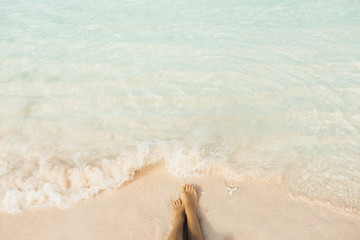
<box><xmin>0</xmin><ymin>0</ymin><xmax>359</xmax><ymax>213</ymax></box>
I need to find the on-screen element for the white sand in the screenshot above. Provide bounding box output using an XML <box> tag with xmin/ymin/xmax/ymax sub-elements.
<box><xmin>1</xmin><ymin>165</ymin><xmax>359</xmax><ymax>240</ymax></box>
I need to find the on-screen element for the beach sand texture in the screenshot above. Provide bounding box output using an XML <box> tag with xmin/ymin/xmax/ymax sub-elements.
<box><xmin>1</xmin><ymin>165</ymin><xmax>359</xmax><ymax>240</ymax></box>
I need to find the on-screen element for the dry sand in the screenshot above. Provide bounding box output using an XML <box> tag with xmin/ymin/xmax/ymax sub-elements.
<box><xmin>0</xmin><ymin>165</ymin><xmax>359</xmax><ymax>240</ymax></box>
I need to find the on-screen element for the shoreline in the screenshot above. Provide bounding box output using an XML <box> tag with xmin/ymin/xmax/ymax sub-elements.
<box><xmin>1</xmin><ymin>165</ymin><xmax>359</xmax><ymax>240</ymax></box>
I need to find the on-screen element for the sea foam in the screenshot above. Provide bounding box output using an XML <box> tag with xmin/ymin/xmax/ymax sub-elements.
<box><xmin>1</xmin><ymin>0</ymin><xmax>360</xmax><ymax>214</ymax></box>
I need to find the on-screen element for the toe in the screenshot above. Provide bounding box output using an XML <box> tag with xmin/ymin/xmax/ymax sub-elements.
<box><xmin>181</xmin><ymin>184</ymin><xmax>186</xmax><ymax>193</ymax></box>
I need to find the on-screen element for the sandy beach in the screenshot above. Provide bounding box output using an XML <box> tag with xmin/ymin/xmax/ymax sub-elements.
<box><xmin>1</xmin><ymin>1</ymin><xmax>360</xmax><ymax>239</ymax></box>
<box><xmin>1</xmin><ymin>165</ymin><xmax>359</xmax><ymax>240</ymax></box>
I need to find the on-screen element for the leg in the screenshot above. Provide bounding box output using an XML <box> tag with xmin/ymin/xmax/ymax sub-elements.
<box><xmin>167</xmin><ymin>198</ymin><xmax>186</xmax><ymax>240</ymax></box>
<box><xmin>182</xmin><ymin>184</ymin><xmax>203</xmax><ymax>240</ymax></box>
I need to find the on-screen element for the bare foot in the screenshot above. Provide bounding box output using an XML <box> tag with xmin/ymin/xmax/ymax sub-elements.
<box><xmin>167</xmin><ymin>198</ymin><xmax>186</xmax><ymax>240</ymax></box>
<box><xmin>181</xmin><ymin>184</ymin><xmax>203</xmax><ymax>240</ymax></box>
<box><xmin>181</xmin><ymin>184</ymin><xmax>198</xmax><ymax>216</ymax></box>
<box><xmin>172</xmin><ymin>198</ymin><xmax>185</xmax><ymax>225</ymax></box>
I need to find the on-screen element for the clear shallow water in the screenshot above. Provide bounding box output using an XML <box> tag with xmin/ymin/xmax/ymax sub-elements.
<box><xmin>0</xmin><ymin>0</ymin><xmax>359</xmax><ymax>213</ymax></box>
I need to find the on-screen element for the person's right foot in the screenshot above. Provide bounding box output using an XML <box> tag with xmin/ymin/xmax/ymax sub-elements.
<box><xmin>181</xmin><ymin>184</ymin><xmax>198</xmax><ymax>216</ymax></box>
<box><xmin>181</xmin><ymin>184</ymin><xmax>204</xmax><ymax>240</ymax></box>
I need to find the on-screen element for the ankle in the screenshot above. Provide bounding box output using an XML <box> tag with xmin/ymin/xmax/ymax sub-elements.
<box><xmin>185</xmin><ymin>208</ymin><xmax>197</xmax><ymax>217</ymax></box>
<box><xmin>173</xmin><ymin>214</ymin><xmax>185</xmax><ymax>225</ymax></box>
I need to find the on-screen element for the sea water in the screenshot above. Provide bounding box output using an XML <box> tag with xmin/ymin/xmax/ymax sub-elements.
<box><xmin>0</xmin><ymin>0</ymin><xmax>359</xmax><ymax>213</ymax></box>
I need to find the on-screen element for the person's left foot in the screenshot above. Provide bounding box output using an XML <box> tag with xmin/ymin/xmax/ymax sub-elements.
<box><xmin>172</xmin><ymin>198</ymin><xmax>185</xmax><ymax>226</ymax></box>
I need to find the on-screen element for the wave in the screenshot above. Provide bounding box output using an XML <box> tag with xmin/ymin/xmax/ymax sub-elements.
<box><xmin>1</xmin><ymin>136</ymin><xmax>359</xmax><ymax>215</ymax></box>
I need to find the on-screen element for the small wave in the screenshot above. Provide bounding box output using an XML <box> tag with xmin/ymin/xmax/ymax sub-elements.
<box><xmin>1</xmin><ymin>139</ymin><xmax>359</xmax><ymax>215</ymax></box>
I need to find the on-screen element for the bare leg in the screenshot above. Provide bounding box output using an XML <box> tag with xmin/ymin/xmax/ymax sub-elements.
<box><xmin>182</xmin><ymin>184</ymin><xmax>203</xmax><ymax>240</ymax></box>
<box><xmin>167</xmin><ymin>198</ymin><xmax>186</xmax><ymax>240</ymax></box>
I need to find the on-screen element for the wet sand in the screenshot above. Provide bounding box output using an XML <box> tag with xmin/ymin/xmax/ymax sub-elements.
<box><xmin>1</xmin><ymin>165</ymin><xmax>359</xmax><ymax>240</ymax></box>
